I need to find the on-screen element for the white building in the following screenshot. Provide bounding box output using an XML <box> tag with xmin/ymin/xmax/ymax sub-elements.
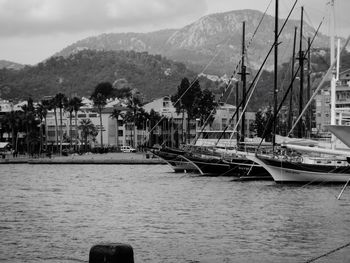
<box><xmin>45</xmin><ymin>97</ymin><xmax>130</xmax><ymax>149</ymax></box>
<box><xmin>143</xmin><ymin>96</ymin><xmax>256</xmax><ymax>147</ymax></box>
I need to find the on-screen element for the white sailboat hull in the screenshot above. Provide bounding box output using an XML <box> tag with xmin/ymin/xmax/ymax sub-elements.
<box><xmin>247</xmin><ymin>155</ymin><xmax>350</xmax><ymax>183</ymax></box>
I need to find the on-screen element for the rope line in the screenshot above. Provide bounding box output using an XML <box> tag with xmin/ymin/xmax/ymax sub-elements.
<box><xmin>192</xmin><ymin>0</ymin><xmax>273</xmax><ymax>145</ymax></box>
<box><xmin>215</xmin><ymin>0</ymin><xmax>299</xmax><ymax>146</ymax></box>
<box><xmin>305</xmin><ymin>241</ymin><xmax>350</xmax><ymax>263</ymax></box>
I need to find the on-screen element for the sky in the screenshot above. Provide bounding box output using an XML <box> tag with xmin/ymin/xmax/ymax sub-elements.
<box><xmin>0</xmin><ymin>0</ymin><xmax>348</xmax><ymax>65</ymax></box>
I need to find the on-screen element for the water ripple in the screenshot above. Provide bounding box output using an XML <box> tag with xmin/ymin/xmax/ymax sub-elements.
<box><xmin>1</xmin><ymin>164</ymin><xmax>349</xmax><ymax>262</ymax></box>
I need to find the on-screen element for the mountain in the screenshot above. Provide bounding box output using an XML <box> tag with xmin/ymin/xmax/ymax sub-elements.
<box><xmin>0</xmin><ymin>49</ymin><xmax>200</xmax><ymax>101</ymax></box>
<box><xmin>1</xmin><ymin>47</ymin><xmax>349</xmax><ymax>112</ymax></box>
<box><xmin>0</xmin><ymin>60</ymin><xmax>24</xmax><ymax>70</ymax></box>
<box><xmin>56</xmin><ymin>9</ymin><xmax>330</xmax><ymax>74</ymax></box>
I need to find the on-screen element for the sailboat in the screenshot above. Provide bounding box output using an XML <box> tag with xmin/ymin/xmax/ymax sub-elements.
<box><xmin>178</xmin><ymin>20</ymin><xmax>271</xmax><ymax>178</ymax></box>
<box><xmin>153</xmin><ymin>0</ymin><xmax>297</xmax><ymax>178</ymax></box>
<box><xmin>249</xmin><ymin>1</ymin><xmax>350</xmax><ymax>183</ymax></box>
<box><xmin>151</xmin><ymin>146</ymin><xmax>199</xmax><ymax>173</ymax></box>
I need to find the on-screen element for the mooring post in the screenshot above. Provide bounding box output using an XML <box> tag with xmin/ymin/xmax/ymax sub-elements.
<box><xmin>89</xmin><ymin>243</ymin><xmax>134</xmax><ymax>263</ymax></box>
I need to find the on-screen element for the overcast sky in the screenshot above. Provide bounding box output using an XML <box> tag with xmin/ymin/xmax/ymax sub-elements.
<box><xmin>0</xmin><ymin>0</ymin><xmax>348</xmax><ymax>65</ymax></box>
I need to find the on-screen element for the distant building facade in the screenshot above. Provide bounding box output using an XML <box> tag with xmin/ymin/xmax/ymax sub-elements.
<box><xmin>315</xmin><ymin>69</ymin><xmax>350</xmax><ymax>134</ymax></box>
<box><xmin>143</xmin><ymin>96</ymin><xmax>256</xmax><ymax>147</ymax></box>
<box><xmin>44</xmin><ymin>99</ymin><xmax>134</xmax><ymax>149</ymax></box>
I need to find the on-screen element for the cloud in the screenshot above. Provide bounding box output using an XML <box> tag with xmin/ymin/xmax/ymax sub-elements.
<box><xmin>0</xmin><ymin>0</ymin><xmax>207</xmax><ymax>36</ymax></box>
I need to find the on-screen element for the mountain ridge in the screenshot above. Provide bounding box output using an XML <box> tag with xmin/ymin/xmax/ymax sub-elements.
<box><xmin>0</xmin><ymin>60</ymin><xmax>25</xmax><ymax>70</ymax></box>
<box><xmin>56</xmin><ymin>9</ymin><xmax>330</xmax><ymax>74</ymax></box>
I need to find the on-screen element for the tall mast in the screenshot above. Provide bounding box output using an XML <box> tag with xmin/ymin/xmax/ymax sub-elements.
<box><xmin>239</xmin><ymin>21</ymin><xmax>247</xmax><ymax>145</ymax></box>
<box><xmin>297</xmin><ymin>6</ymin><xmax>304</xmax><ymax>138</ymax></box>
<box><xmin>273</xmin><ymin>0</ymin><xmax>278</xmax><ymax>149</ymax></box>
<box><xmin>330</xmin><ymin>0</ymin><xmax>336</xmax><ymax>149</ymax></box>
<box><xmin>236</xmin><ymin>81</ymin><xmax>240</xmax><ymax>144</ymax></box>
<box><xmin>307</xmin><ymin>37</ymin><xmax>312</xmax><ymax>136</ymax></box>
<box><xmin>288</xmin><ymin>26</ymin><xmax>298</xmax><ymax>132</ymax></box>
<box><xmin>330</xmin><ymin>0</ymin><xmax>336</xmax><ymax>126</ymax></box>
<box><xmin>336</xmin><ymin>38</ymin><xmax>340</xmax><ymax>80</ymax></box>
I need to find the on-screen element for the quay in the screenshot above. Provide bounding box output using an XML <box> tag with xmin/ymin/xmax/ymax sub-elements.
<box><xmin>0</xmin><ymin>152</ymin><xmax>166</xmax><ymax>165</ymax></box>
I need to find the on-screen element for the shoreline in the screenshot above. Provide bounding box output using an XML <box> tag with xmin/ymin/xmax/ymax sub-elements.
<box><xmin>0</xmin><ymin>152</ymin><xmax>166</xmax><ymax>165</ymax></box>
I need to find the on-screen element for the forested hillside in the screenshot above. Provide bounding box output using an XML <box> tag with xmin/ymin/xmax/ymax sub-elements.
<box><xmin>1</xmin><ymin>48</ymin><xmax>349</xmax><ymax>112</ymax></box>
<box><xmin>0</xmin><ymin>49</ymin><xmax>197</xmax><ymax>101</ymax></box>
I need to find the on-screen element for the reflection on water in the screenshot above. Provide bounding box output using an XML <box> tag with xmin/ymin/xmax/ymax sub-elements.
<box><xmin>1</xmin><ymin>164</ymin><xmax>349</xmax><ymax>263</ymax></box>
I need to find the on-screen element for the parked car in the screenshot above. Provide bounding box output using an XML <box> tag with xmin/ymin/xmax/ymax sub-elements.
<box><xmin>120</xmin><ymin>146</ymin><xmax>136</xmax><ymax>153</ymax></box>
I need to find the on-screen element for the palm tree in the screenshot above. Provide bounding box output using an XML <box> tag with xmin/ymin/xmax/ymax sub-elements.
<box><xmin>110</xmin><ymin>109</ymin><xmax>123</xmax><ymax>147</ymax></box>
<box><xmin>54</xmin><ymin>93</ymin><xmax>68</xmax><ymax>156</ymax></box>
<box><xmin>41</xmin><ymin>99</ymin><xmax>52</xmax><ymax>151</ymax></box>
<box><xmin>78</xmin><ymin>118</ymin><xmax>98</xmax><ymax>152</ymax></box>
<box><xmin>21</xmin><ymin>99</ymin><xmax>35</xmax><ymax>154</ymax></box>
<box><xmin>125</xmin><ymin>96</ymin><xmax>142</xmax><ymax>147</ymax></box>
<box><xmin>35</xmin><ymin>103</ymin><xmax>48</xmax><ymax>155</ymax></box>
<box><xmin>65</xmin><ymin>98</ymin><xmax>75</xmax><ymax>149</ymax></box>
<box><xmin>146</xmin><ymin>109</ymin><xmax>161</xmax><ymax>147</ymax></box>
<box><xmin>171</xmin><ymin>78</ymin><xmax>202</xmax><ymax>143</ymax></box>
<box><xmin>91</xmin><ymin>93</ymin><xmax>107</xmax><ymax>147</ymax></box>
<box><xmin>48</xmin><ymin>97</ymin><xmax>59</xmax><ymax>153</ymax></box>
<box><xmin>71</xmin><ymin>97</ymin><xmax>84</xmax><ymax>151</ymax></box>
<box><xmin>3</xmin><ymin>110</ymin><xmax>21</xmax><ymax>151</ymax></box>
<box><xmin>65</xmin><ymin>100</ymin><xmax>73</xmax><ymax>149</ymax></box>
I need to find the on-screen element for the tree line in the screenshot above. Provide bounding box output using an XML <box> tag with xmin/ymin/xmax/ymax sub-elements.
<box><xmin>0</xmin><ymin>76</ymin><xmax>218</xmax><ymax>155</ymax></box>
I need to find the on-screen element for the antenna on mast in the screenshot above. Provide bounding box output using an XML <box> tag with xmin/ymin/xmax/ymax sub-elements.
<box><xmin>330</xmin><ymin>0</ymin><xmax>337</xmax><ymax>148</ymax></box>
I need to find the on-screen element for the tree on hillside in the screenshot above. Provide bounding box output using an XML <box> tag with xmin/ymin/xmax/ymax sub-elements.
<box><xmin>90</xmin><ymin>82</ymin><xmax>114</xmax><ymax>98</ymax></box>
<box><xmin>114</xmin><ymin>87</ymin><xmax>132</xmax><ymax>100</ymax></box>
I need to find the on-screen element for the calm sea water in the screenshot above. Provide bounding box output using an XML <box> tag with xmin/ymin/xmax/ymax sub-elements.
<box><xmin>1</xmin><ymin>164</ymin><xmax>350</xmax><ymax>263</ymax></box>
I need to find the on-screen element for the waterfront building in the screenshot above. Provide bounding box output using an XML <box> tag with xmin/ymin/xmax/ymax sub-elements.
<box><xmin>315</xmin><ymin>89</ymin><xmax>331</xmax><ymax>134</ymax></box>
<box><xmin>143</xmin><ymin>96</ymin><xmax>190</xmax><ymax>147</ymax></box>
<box><xmin>44</xmin><ymin>97</ymin><xmax>132</xmax><ymax>149</ymax></box>
<box><xmin>335</xmin><ymin>70</ymin><xmax>350</xmax><ymax>125</ymax></box>
<box><xmin>314</xmin><ymin>69</ymin><xmax>350</xmax><ymax>135</ymax></box>
<box><xmin>1</xmin><ymin>95</ymin><xmax>256</xmax><ymax>151</ymax></box>
<box><xmin>143</xmin><ymin>97</ymin><xmax>256</xmax><ymax>147</ymax></box>
<box><xmin>0</xmin><ymin>99</ymin><xmax>30</xmax><ymax>144</ymax></box>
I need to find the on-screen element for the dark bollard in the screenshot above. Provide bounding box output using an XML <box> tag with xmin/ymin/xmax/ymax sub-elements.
<box><xmin>89</xmin><ymin>243</ymin><xmax>134</xmax><ymax>263</ymax></box>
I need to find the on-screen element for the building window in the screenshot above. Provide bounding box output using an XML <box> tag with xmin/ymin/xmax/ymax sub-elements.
<box><xmin>89</xmin><ymin>113</ymin><xmax>97</xmax><ymax>118</ymax></box>
<box><xmin>47</xmin><ymin>131</ymin><xmax>56</xmax><ymax>137</ymax></box>
<box><xmin>78</xmin><ymin>114</ymin><xmax>86</xmax><ymax>118</ymax></box>
<box><xmin>118</xmin><ymin>130</ymin><xmax>123</xmax><ymax>137</ymax></box>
